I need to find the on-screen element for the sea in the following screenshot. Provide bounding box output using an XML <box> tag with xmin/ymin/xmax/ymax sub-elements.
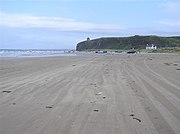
<box><xmin>0</xmin><ymin>49</ymin><xmax>78</xmax><ymax>58</ymax></box>
<box><xmin>0</xmin><ymin>49</ymin><xmax>127</xmax><ymax>58</ymax></box>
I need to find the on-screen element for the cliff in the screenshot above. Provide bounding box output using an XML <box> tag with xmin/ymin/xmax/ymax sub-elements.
<box><xmin>76</xmin><ymin>35</ymin><xmax>180</xmax><ymax>51</ymax></box>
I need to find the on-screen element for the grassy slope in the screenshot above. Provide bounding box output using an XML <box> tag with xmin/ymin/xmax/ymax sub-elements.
<box><xmin>76</xmin><ymin>35</ymin><xmax>180</xmax><ymax>51</ymax></box>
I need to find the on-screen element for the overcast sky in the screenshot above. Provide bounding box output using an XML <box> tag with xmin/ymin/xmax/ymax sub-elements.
<box><xmin>0</xmin><ymin>0</ymin><xmax>180</xmax><ymax>49</ymax></box>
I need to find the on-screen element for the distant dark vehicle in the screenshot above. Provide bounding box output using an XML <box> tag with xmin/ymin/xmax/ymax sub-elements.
<box><xmin>127</xmin><ymin>50</ymin><xmax>137</xmax><ymax>54</ymax></box>
<box><xmin>103</xmin><ymin>51</ymin><xmax>107</xmax><ymax>53</ymax></box>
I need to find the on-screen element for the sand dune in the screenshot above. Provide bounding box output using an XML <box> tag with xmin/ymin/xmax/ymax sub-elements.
<box><xmin>0</xmin><ymin>54</ymin><xmax>180</xmax><ymax>134</ymax></box>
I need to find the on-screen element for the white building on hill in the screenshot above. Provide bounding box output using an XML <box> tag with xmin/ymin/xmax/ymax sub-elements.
<box><xmin>146</xmin><ymin>44</ymin><xmax>157</xmax><ymax>50</ymax></box>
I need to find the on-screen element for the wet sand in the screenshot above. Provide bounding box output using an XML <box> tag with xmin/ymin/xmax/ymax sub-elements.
<box><xmin>0</xmin><ymin>54</ymin><xmax>180</xmax><ymax>134</ymax></box>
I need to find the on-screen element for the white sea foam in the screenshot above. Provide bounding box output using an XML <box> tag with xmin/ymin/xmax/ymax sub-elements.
<box><xmin>0</xmin><ymin>49</ymin><xmax>76</xmax><ymax>58</ymax></box>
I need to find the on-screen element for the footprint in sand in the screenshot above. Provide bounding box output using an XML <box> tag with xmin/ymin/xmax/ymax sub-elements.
<box><xmin>93</xmin><ymin>109</ymin><xmax>99</xmax><ymax>112</ymax></box>
<box><xmin>129</xmin><ymin>114</ymin><xmax>135</xmax><ymax>117</ymax></box>
<box><xmin>45</xmin><ymin>106</ymin><xmax>53</xmax><ymax>109</ymax></box>
<box><xmin>2</xmin><ymin>90</ymin><xmax>12</xmax><ymax>93</ymax></box>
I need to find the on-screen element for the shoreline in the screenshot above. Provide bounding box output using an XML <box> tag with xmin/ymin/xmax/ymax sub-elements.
<box><xmin>0</xmin><ymin>52</ymin><xmax>179</xmax><ymax>60</ymax></box>
<box><xmin>1</xmin><ymin>48</ymin><xmax>180</xmax><ymax>58</ymax></box>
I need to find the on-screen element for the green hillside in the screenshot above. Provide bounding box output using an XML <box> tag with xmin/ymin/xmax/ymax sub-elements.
<box><xmin>76</xmin><ymin>35</ymin><xmax>180</xmax><ymax>51</ymax></box>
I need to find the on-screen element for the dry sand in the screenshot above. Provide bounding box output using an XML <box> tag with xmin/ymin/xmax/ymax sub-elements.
<box><xmin>0</xmin><ymin>54</ymin><xmax>180</xmax><ymax>134</ymax></box>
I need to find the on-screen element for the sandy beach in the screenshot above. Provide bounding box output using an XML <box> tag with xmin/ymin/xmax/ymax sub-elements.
<box><xmin>0</xmin><ymin>54</ymin><xmax>180</xmax><ymax>134</ymax></box>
